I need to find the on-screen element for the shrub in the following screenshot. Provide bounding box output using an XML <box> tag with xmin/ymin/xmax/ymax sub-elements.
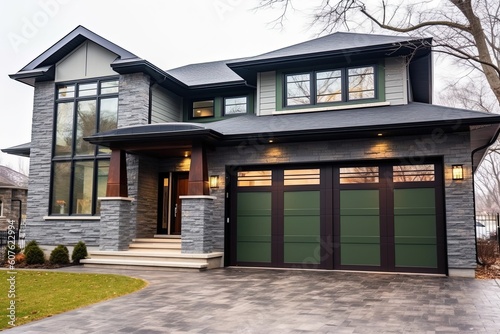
<box><xmin>71</xmin><ymin>241</ymin><xmax>88</xmax><ymax>264</ymax></box>
<box><xmin>25</xmin><ymin>243</ymin><xmax>46</xmax><ymax>265</ymax></box>
<box><xmin>49</xmin><ymin>245</ymin><xmax>70</xmax><ymax>265</ymax></box>
<box><xmin>477</xmin><ymin>239</ymin><xmax>499</xmax><ymax>268</ymax></box>
<box><xmin>24</xmin><ymin>240</ymin><xmax>39</xmax><ymax>255</ymax></box>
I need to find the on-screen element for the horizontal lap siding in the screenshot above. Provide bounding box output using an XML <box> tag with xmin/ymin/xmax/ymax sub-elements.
<box><xmin>151</xmin><ymin>84</ymin><xmax>182</xmax><ymax>123</ymax></box>
<box><xmin>257</xmin><ymin>71</ymin><xmax>276</xmax><ymax>116</ymax></box>
<box><xmin>385</xmin><ymin>58</ymin><xmax>407</xmax><ymax>105</ymax></box>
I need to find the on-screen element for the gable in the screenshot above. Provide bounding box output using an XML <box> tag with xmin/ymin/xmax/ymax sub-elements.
<box><xmin>55</xmin><ymin>41</ymin><xmax>118</xmax><ymax>82</ymax></box>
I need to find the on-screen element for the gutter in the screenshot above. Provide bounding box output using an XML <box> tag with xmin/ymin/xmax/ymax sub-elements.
<box><xmin>471</xmin><ymin>124</ymin><xmax>500</xmax><ymax>265</ymax></box>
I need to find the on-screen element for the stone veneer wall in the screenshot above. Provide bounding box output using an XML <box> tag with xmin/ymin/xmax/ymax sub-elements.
<box><xmin>135</xmin><ymin>156</ymin><xmax>159</xmax><ymax>238</ymax></box>
<box><xmin>25</xmin><ymin>81</ymin><xmax>101</xmax><ymax>246</ymax></box>
<box><xmin>118</xmin><ymin>73</ymin><xmax>151</xmax><ymax>242</ymax></box>
<box><xmin>25</xmin><ymin>73</ymin><xmax>153</xmax><ymax>247</ymax></box>
<box><xmin>207</xmin><ymin>132</ymin><xmax>476</xmax><ymax>271</ymax></box>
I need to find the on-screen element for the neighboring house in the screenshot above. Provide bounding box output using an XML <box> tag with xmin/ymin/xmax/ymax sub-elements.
<box><xmin>5</xmin><ymin>25</ymin><xmax>500</xmax><ymax>277</ymax></box>
<box><xmin>0</xmin><ymin>166</ymin><xmax>28</xmax><ymax>231</ymax></box>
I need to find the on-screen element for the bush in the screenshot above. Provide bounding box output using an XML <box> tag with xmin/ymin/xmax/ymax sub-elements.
<box><xmin>71</xmin><ymin>241</ymin><xmax>88</xmax><ymax>264</ymax></box>
<box><xmin>25</xmin><ymin>243</ymin><xmax>46</xmax><ymax>265</ymax></box>
<box><xmin>24</xmin><ymin>240</ymin><xmax>39</xmax><ymax>255</ymax></box>
<box><xmin>49</xmin><ymin>245</ymin><xmax>70</xmax><ymax>265</ymax></box>
<box><xmin>477</xmin><ymin>239</ymin><xmax>499</xmax><ymax>268</ymax></box>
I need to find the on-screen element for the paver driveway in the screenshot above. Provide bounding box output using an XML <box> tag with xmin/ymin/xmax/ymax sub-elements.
<box><xmin>4</xmin><ymin>267</ymin><xmax>500</xmax><ymax>333</ymax></box>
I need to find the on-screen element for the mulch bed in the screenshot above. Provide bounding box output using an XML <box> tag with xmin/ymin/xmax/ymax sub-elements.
<box><xmin>475</xmin><ymin>258</ymin><xmax>500</xmax><ymax>279</ymax></box>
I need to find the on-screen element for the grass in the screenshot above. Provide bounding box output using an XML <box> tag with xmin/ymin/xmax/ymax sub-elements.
<box><xmin>0</xmin><ymin>270</ymin><xmax>147</xmax><ymax>330</ymax></box>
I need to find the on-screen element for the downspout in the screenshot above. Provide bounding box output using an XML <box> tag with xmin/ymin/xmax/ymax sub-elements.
<box><xmin>471</xmin><ymin>124</ymin><xmax>500</xmax><ymax>264</ymax></box>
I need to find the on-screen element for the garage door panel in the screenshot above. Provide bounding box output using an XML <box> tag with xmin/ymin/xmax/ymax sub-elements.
<box><xmin>237</xmin><ymin>192</ymin><xmax>272</xmax><ymax>263</ymax></box>
<box><xmin>393</xmin><ymin>188</ymin><xmax>438</xmax><ymax>269</ymax></box>
<box><xmin>284</xmin><ymin>191</ymin><xmax>321</xmax><ymax>264</ymax></box>
<box><xmin>340</xmin><ymin>189</ymin><xmax>381</xmax><ymax>267</ymax></box>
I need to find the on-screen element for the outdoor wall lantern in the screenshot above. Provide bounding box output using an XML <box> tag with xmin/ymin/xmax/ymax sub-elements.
<box><xmin>452</xmin><ymin>165</ymin><xmax>464</xmax><ymax>180</ymax></box>
<box><xmin>209</xmin><ymin>175</ymin><xmax>219</xmax><ymax>188</ymax></box>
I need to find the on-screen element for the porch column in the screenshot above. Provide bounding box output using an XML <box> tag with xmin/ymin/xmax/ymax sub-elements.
<box><xmin>98</xmin><ymin>148</ymin><xmax>132</xmax><ymax>251</ymax></box>
<box><xmin>180</xmin><ymin>195</ymin><xmax>215</xmax><ymax>253</ymax></box>
<box><xmin>181</xmin><ymin>141</ymin><xmax>214</xmax><ymax>253</ymax></box>
<box><xmin>107</xmin><ymin>149</ymin><xmax>128</xmax><ymax>197</ymax></box>
<box><xmin>188</xmin><ymin>142</ymin><xmax>209</xmax><ymax>195</ymax></box>
<box><xmin>98</xmin><ymin>197</ymin><xmax>133</xmax><ymax>251</ymax></box>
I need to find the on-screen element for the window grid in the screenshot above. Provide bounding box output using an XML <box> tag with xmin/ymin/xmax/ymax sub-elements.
<box><xmin>51</xmin><ymin>78</ymin><xmax>118</xmax><ymax>215</ymax></box>
<box><xmin>284</xmin><ymin>65</ymin><xmax>376</xmax><ymax>107</ymax></box>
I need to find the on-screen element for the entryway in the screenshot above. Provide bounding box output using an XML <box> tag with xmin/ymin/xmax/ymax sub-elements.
<box><xmin>157</xmin><ymin>172</ymin><xmax>189</xmax><ymax>235</ymax></box>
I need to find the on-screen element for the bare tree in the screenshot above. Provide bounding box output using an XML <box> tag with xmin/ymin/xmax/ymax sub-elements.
<box><xmin>257</xmin><ymin>0</ymin><xmax>500</xmax><ymax>106</ymax></box>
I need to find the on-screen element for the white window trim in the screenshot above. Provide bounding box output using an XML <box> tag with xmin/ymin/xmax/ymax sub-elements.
<box><xmin>273</xmin><ymin>101</ymin><xmax>391</xmax><ymax>116</ymax></box>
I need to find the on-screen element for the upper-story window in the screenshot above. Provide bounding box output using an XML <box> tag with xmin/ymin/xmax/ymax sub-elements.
<box><xmin>285</xmin><ymin>65</ymin><xmax>376</xmax><ymax>107</ymax></box>
<box><xmin>51</xmin><ymin>78</ymin><xmax>119</xmax><ymax>216</ymax></box>
<box><xmin>192</xmin><ymin>100</ymin><xmax>214</xmax><ymax>118</ymax></box>
<box><xmin>224</xmin><ymin>96</ymin><xmax>247</xmax><ymax>115</ymax></box>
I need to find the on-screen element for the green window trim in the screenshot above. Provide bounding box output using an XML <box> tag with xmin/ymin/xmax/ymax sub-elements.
<box><xmin>186</xmin><ymin>93</ymin><xmax>254</xmax><ymax>122</ymax></box>
<box><xmin>276</xmin><ymin>62</ymin><xmax>385</xmax><ymax>111</ymax></box>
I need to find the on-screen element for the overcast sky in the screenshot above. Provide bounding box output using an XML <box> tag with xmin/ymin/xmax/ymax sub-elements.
<box><xmin>0</xmin><ymin>0</ymin><xmax>328</xmax><ymax>173</ymax></box>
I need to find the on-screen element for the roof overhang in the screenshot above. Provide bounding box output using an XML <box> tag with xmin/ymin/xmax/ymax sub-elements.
<box><xmin>228</xmin><ymin>38</ymin><xmax>432</xmax><ymax>85</ymax></box>
<box><xmin>84</xmin><ymin>123</ymin><xmax>224</xmax><ymax>158</ymax></box>
<box><xmin>470</xmin><ymin>124</ymin><xmax>500</xmax><ymax>172</ymax></box>
<box><xmin>1</xmin><ymin>142</ymin><xmax>31</xmax><ymax>158</ymax></box>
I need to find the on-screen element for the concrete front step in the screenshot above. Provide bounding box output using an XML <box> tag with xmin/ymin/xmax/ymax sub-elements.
<box><xmin>133</xmin><ymin>238</ymin><xmax>181</xmax><ymax>243</ymax></box>
<box><xmin>81</xmin><ymin>258</ymin><xmax>208</xmax><ymax>270</ymax></box>
<box><xmin>129</xmin><ymin>243</ymin><xmax>181</xmax><ymax>250</ymax></box>
<box><xmin>81</xmin><ymin>251</ymin><xmax>224</xmax><ymax>270</ymax></box>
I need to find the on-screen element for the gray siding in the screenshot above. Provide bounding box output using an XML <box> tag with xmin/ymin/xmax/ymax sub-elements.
<box><xmin>151</xmin><ymin>84</ymin><xmax>182</xmax><ymax>123</ymax></box>
<box><xmin>385</xmin><ymin>57</ymin><xmax>408</xmax><ymax>105</ymax></box>
<box><xmin>257</xmin><ymin>71</ymin><xmax>276</xmax><ymax>116</ymax></box>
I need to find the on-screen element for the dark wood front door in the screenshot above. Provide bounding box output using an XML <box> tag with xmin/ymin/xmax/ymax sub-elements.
<box><xmin>157</xmin><ymin>172</ymin><xmax>189</xmax><ymax>235</ymax></box>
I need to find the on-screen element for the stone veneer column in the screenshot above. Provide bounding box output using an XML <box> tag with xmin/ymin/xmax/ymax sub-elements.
<box><xmin>99</xmin><ymin>197</ymin><xmax>134</xmax><ymax>251</ymax></box>
<box><xmin>180</xmin><ymin>196</ymin><xmax>216</xmax><ymax>253</ymax></box>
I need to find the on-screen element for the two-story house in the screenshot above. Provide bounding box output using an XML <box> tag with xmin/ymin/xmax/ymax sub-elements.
<box><xmin>6</xmin><ymin>26</ymin><xmax>500</xmax><ymax>277</ymax></box>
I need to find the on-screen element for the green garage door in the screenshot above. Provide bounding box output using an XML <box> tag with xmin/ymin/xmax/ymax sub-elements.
<box><xmin>231</xmin><ymin>162</ymin><xmax>445</xmax><ymax>274</ymax></box>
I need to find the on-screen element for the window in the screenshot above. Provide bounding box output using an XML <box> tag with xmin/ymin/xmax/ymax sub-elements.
<box><xmin>284</xmin><ymin>65</ymin><xmax>376</xmax><ymax>107</ymax></box>
<box><xmin>192</xmin><ymin>100</ymin><xmax>214</xmax><ymax>118</ymax></box>
<box><xmin>52</xmin><ymin>79</ymin><xmax>119</xmax><ymax>215</ymax></box>
<box><xmin>224</xmin><ymin>97</ymin><xmax>247</xmax><ymax>115</ymax></box>
<box><xmin>393</xmin><ymin>165</ymin><xmax>435</xmax><ymax>182</ymax></box>
<box><xmin>284</xmin><ymin>169</ymin><xmax>320</xmax><ymax>186</ymax></box>
<box><xmin>237</xmin><ymin>171</ymin><xmax>272</xmax><ymax>187</ymax></box>
<box><xmin>348</xmin><ymin>66</ymin><xmax>375</xmax><ymax>100</ymax></box>
<box><xmin>340</xmin><ymin>167</ymin><xmax>379</xmax><ymax>184</ymax></box>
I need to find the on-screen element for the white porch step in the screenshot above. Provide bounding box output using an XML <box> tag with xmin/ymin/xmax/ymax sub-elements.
<box><xmin>129</xmin><ymin>237</ymin><xmax>182</xmax><ymax>250</ymax></box>
<box><xmin>81</xmin><ymin>258</ymin><xmax>208</xmax><ymax>269</ymax></box>
<box><xmin>81</xmin><ymin>250</ymin><xmax>224</xmax><ymax>270</ymax></box>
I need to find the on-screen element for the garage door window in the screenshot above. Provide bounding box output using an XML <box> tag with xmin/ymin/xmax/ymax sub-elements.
<box><xmin>284</xmin><ymin>169</ymin><xmax>320</xmax><ymax>186</ymax></box>
<box><xmin>340</xmin><ymin>167</ymin><xmax>379</xmax><ymax>184</ymax></box>
<box><xmin>393</xmin><ymin>164</ymin><xmax>435</xmax><ymax>182</ymax></box>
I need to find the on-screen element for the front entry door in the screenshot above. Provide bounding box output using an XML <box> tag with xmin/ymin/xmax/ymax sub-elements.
<box><xmin>157</xmin><ymin>172</ymin><xmax>189</xmax><ymax>235</ymax></box>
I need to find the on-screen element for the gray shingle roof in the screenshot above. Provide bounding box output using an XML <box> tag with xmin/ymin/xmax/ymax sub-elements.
<box><xmin>0</xmin><ymin>166</ymin><xmax>28</xmax><ymax>189</ymax></box>
<box><xmin>204</xmin><ymin>102</ymin><xmax>500</xmax><ymax>137</ymax></box>
<box><xmin>167</xmin><ymin>59</ymin><xmax>245</xmax><ymax>86</ymax></box>
<box><xmin>228</xmin><ymin>32</ymin><xmax>420</xmax><ymax>65</ymax></box>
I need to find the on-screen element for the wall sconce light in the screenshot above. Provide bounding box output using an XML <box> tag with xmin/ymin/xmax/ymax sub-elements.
<box><xmin>209</xmin><ymin>175</ymin><xmax>219</xmax><ymax>188</ymax></box>
<box><xmin>452</xmin><ymin>165</ymin><xmax>463</xmax><ymax>180</ymax></box>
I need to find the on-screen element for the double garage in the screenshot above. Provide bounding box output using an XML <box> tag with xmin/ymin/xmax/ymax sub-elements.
<box><xmin>227</xmin><ymin>159</ymin><xmax>446</xmax><ymax>274</ymax></box>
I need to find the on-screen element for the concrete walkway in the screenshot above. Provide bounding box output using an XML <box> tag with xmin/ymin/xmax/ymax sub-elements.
<box><xmin>4</xmin><ymin>267</ymin><xmax>500</xmax><ymax>333</ymax></box>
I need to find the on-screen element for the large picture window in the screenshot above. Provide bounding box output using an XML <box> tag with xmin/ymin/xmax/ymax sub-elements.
<box><xmin>51</xmin><ymin>79</ymin><xmax>119</xmax><ymax>215</ymax></box>
<box><xmin>284</xmin><ymin>65</ymin><xmax>376</xmax><ymax>107</ymax></box>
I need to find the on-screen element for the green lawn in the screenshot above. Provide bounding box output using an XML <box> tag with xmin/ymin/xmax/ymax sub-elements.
<box><xmin>0</xmin><ymin>270</ymin><xmax>147</xmax><ymax>330</ymax></box>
